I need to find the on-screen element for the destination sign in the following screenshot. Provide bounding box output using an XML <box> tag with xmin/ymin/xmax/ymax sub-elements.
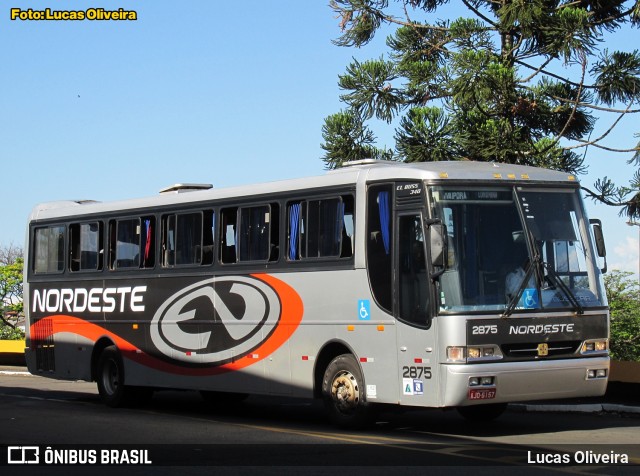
<box><xmin>438</xmin><ymin>190</ymin><xmax>512</xmax><ymax>201</ymax></box>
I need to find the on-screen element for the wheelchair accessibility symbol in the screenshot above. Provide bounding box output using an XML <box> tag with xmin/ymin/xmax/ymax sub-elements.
<box><xmin>522</xmin><ymin>288</ymin><xmax>539</xmax><ymax>309</ymax></box>
<box><xmin>358</xmin><ymin>300</ymin><xmax>371</xmax><ymax>320</ymax></box>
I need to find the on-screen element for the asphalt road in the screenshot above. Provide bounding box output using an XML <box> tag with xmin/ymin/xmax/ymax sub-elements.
<box><xmin>0</xmin><ymin>371</ymin><xmax>639</xmax><ymax>475</ymax></box>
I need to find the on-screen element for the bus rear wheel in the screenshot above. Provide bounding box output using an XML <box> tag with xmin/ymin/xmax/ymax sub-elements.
<box><xmin>96</xmin><ymin>345</ymin><xmax>152</xmax><ymax>407</ymax></box>
<box><xmin>322</xmin><ymin>354</ymin><xmax>371</xmax><ymax>428</ymax></box>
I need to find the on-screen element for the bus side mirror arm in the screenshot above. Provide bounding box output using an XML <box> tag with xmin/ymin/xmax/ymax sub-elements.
<box><xmin>589</xmin><ymin>218</ymin><xmax>607</xmax><ymax>274</ymax></box>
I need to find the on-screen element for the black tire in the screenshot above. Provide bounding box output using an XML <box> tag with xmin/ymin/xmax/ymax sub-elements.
<box><xmin>96</xmin><ymin>345</ymin><xmax>152</xmax><ymax>407</ymax></box>
<box><xmin>322</xmin><ymin>353</ymin><xmax>371</xmax><ymax>429</ymax></box>
<box><xmin>457</xmin><ymin>402</ymin><xmax>507</xmax><ymax>422</ymax></box>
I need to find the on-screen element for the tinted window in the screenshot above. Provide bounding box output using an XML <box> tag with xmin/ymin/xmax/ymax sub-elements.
<box><xmin>33</xmin><ymin>226</ymin><xmax>65</xmax><ymax>274</ymax></box>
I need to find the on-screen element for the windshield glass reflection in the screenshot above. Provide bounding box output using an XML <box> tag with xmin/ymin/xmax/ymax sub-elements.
<box><xmin>431</xmin><ymin>187</ymin><xmax>605</xmax><ymax>313</ymax></box>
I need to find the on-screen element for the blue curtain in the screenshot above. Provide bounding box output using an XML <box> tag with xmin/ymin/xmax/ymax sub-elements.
<box><xmin>143</xmin><ymin>219</ymin><xmax>151</xmax><ymax>266</ymax></box>
<box><xmin>289</xmin><ymin>203</ymin><xmax>301</xmax><ymax>260</ymax></box>
<box><xmin>378</xmin><ymin>191</ymin><xmax>390</xmax><ymax>255</ymax></box>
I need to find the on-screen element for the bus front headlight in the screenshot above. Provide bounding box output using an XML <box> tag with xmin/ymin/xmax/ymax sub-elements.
<box><xmin>581</xmin><ymin>339</ymin><xmax>608</xmax><ymax>354</ymax></box>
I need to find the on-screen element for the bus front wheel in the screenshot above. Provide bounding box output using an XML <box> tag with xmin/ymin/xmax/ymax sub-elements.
<box><xmin>322</xmin><ymin>354</ymin><xmax>371</xmax><ymax>428</ymax></box>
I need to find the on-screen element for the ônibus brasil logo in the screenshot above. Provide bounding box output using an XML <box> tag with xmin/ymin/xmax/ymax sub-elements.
<box><xmin>150</xmin><ymin>276</ymin><xmax>282</xmax><ymax>364</ymax></box>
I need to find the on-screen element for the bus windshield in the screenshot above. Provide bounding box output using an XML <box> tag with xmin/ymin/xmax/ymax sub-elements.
<box><xmin>431</xmin><ymin>186</ymin><xmax>605</xmax><ymax>313</ymax></box>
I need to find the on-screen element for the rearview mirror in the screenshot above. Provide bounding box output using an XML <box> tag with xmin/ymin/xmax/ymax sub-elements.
<box><xmin>589</xmin><ymin>219</ymin><xmax>607</xmax><ymax>273</ymax></box>
<box><xmin>429</xmin><ymin>223</ymin><xmax>447</xmax><ymax>269</ymax></box>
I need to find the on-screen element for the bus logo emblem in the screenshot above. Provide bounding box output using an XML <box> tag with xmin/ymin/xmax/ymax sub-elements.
<box><xmin>150</xmin><ymin>276</ymin><xmax>282</xmax><ymax>364</ymax></box>
<box><xmin>537</xmin><ymin>343</ymin><xmax>549</xmax><ymax>357</ymax></box>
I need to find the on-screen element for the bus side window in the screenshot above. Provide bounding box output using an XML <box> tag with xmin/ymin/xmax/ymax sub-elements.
<box><xmin>269</xmin><ymin>203</ymin><xmax>280</xmax><ymax>262</ymax></box>
<box><xmin>288</xmin><ymin>196</ymin><xmax>352</xmax><ymax>260</ymax></box>
<box><xmin>366</xmin><ymin>185</ymin><xmax>393</xmax><ymax>313</ymax></box>
<box><xmin>176</xmin><ymin>213</ymin><xmax>203</xmax><ymax>265</ymax></box>
<box><xmin>202</xmin><ymin>210</ymin><xmax>215</xmax><ymax>265</ymax></box>
<box><xmin>220</xmin><ymin>207</ymin><xmax>238</xmax><ymax>264</ymax></box>
<box><xmin>287</xmin><ymin>201</ymin><xmax>302</xmax><ymax>261</ymax></box>
<box><xmin>109</xmin><ymin>218</ymin><xmax>141</xmax><ymax>269</ymax></box>
<box><xmin>33</xmin><ymin>225</ymin><xmax>65</xmax><ymax>274</ymax></box>
<box><xmin>162</xmin><ymin>215</ymin><xmax>176</xmax><ymax>267</ymax></box>
<box><xmin>239</xmin><ymin>205</ymin><xmax>271</xmax><ymax>262</ymax></box>
<box><xmin>231</xmin><ymin>203</ymin><xmax>279</xmax><ymax>263</ymax></box>
<box><xmin>341</xmin><ymin>196</ymin><xmax>354</xmax><ymax>258</ymax></box>
<box><xmin>162</xmin><ymin>212</ymin><xmax>204</xmax><ymax>267</ymax></box>
<box><xmin>140</xmin><ymin>217</ymin><xmax>155</xmax><ymax>268</ymax></box>
<box><xmin>398</xmin><ymin>214</ymin><xmax>429</xmax><ymax>326</ymax></box>
<box><xmin>69</xmin><ymin>222</ymin><xmax>103</xmax><ymax>272</ymax></box>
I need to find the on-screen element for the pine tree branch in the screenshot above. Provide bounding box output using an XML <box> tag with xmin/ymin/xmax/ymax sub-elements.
<box><xmin>571</xmin><ymin>142</ymin><xmax>640</xmax><ymax>153</ymax></box>
<box><xmin>515</xmin><ymin>59</ymin><xmax>595</xmax><ymax>90</ymax></box>
<box><xmin>547</xmin><ymin>95</ymin><xmax>640</xmax><ymax>114</ymax></box>
<box><xmin>565</xmin><ymin>97</ymin><xmax>639</xmax><ymax>151</ymax></box>
<box><xmin>588</xmin><ymin>5</ymin><xmax>639</xmax><ymax>27</ymax></box>
<box><xmin>538</xmin><ymin>53</ymin><xmax>587</xmax><ymax>156</ymax></box>
<box><xmin>581</xmin><ymin>185</ymin><xmax>634</xmax><ymax>209</ymax></box>
<box><xmin>461</xmin><ymin>0</ymin><xmax>499</xmax><ymax>29</ymax></box>
<box><xmin>518</xmin><ymin>57</ymin><xmax>554</xmax><ymax>83</ymax></box>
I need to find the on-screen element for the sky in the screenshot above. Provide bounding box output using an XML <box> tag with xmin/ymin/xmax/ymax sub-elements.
<box><xmin>1</xmin><ymin>1</ymin><xmax>638</xmax><ymax>277</ymax></box>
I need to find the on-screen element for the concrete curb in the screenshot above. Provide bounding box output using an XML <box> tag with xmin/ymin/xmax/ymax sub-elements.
<box><xmin>513</xmin><ymin>402</ymin><xmax>640</xmax><ymax>415</ymax></box>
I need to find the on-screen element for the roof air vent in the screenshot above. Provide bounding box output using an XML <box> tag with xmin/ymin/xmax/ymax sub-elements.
<box><xmin>159</xmin><ymin>183</ymin><xmax>213</xmax><ymax>194</ymax></box>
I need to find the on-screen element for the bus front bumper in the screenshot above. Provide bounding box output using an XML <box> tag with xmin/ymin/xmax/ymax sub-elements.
<box><xmin>441</xmin><ymin>357</ymin><xmax>609</xmax><ymax>407</ymax></box>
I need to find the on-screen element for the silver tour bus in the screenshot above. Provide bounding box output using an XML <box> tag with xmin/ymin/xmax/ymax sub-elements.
<box><xmin>24</xmin><ymin>160</ymin><xmax>609</xmax><ymax>427</ymax></box>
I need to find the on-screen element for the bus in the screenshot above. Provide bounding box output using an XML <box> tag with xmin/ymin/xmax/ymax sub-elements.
<box><xmin>24</xmin><ymin>160</ymin><xmax>609</xmax><ymax>427</ymax></box>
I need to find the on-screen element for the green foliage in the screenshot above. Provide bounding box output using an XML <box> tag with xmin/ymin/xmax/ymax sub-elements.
<box><xmin>591</xmin><ymin>49</ymin><xmax>640</xmax><ymax>105</ymax></box>
<box><xmin>322</xmin><ymin>0</ymin><xmax>640</xmax><ymax>214</ymax></box>
<box><xmin>0</xmin><ymin>324</ymin><xmax>24</xmax><ymax>340</ymax></box>
<box><xmin>330</xmin><ymin>0</ymin><xmax>390</xmax><ymax>47</ymax></box>
<box><xmin>395</xmin><ymin>107</ymin><xmax>460</xmax><ymax>162</ymax></box>
<box><xmin>321</xmin><ymin>110</ymin><xmax>394</xmax><ymax>168</ymax></box>
<box><xmin>1</xmin><ymin>254</ymin><xmax>24</xmax><ymax>340</ymax></box>
<box><xmin>605</xmin><ymin>270</ymin><xmax>640</xmax><ymax>362</ymax></box>
<box><xmin>338</xmin><ymin>57</ymin><xmax>402</xmax><ymax>122</ymax></box>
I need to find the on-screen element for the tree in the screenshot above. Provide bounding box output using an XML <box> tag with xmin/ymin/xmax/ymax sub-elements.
<box><xmin>321</xmin><ymin>110</ymin><xmax>394</xmax><ymax>168</ymax></box>
<box><xmin>605</xmin><ymin>270</ymin><xmax>640</xmax><ymax>361</ymax></box>
<box><xmin>0</xmin><ymin>245</ymin><xmax>24</xmax><ymax>339</ymax></box>
<box><xmin>323</xmin><ymin>1</ymin><xmax>640</xmax><ymax>218</ymax></box>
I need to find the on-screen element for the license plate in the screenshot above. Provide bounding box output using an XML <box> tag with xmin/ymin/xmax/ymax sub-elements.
<box><xmin>468</xmin><ymin>388</ymin><xmax>496</xmax><ymax>400</ymax></box>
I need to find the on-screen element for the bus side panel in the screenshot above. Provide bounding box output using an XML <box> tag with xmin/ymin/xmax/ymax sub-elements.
<box><xmin>25</xmin><ymin>270</ymin><xmax>404</xmax><ymax>404</ymax></box>
<box><xmin>285</xmin><ymin>270</ymin><xmax>401</xmax><ymax>404</ymax></box>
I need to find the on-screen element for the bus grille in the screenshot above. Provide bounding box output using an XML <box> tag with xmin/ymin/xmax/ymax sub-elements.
<box><xmin>501</xmin><ymin>341</ymin><xmax>581</xmax><ymax>359</ymax></box>
<box><xmin>31</xmin><ymin>318</ymin><xmax>56</xmax><ymax>372</ymax></box>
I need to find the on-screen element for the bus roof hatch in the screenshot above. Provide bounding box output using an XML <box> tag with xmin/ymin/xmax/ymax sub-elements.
<box><xmin>159</xmin><ymin>183</ymin><xmax>213</xmax><ymax>194</ymax></box>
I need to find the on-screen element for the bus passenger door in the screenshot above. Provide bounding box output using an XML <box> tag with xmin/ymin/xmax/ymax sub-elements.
<box><xmin>394</xmin><ymin>212</ymin><xmax>438</xmax><ymax>406</ymax></box>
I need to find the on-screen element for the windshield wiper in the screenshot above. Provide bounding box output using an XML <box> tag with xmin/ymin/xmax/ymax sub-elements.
<box><xmin>502</xmin><ymin>257</ymin><xmax>538</xmax><ymax>318</ymax></box>
<box><xmin>542</xmin><ymin>262</ymin><xmax>584</xmax><ymax>315</ymax></box>
<box><xmin>502</xmin><ymin>257</ymin><xmax>585</xmax><ymax>317</ymax></box>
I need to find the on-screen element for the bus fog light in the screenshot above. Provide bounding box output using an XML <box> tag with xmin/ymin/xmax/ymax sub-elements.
<box><xmin>587</xmin><ymin>370</ymin><xmax>596</xmax><ymax>379</ymax></box>
<box><xmin>480</xmin><ymin>376</ymin><xmax>494</xmax><ymax>386</ymax></box>
<box><xmin>469</xmin><ymin>377</ymin><xmax>480</xmax><ymax>386</ymax></box>
<box><xmin>596</xmin><ymin>369</ymin><xmax>607</xmax><ymax>378</ymax></box>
